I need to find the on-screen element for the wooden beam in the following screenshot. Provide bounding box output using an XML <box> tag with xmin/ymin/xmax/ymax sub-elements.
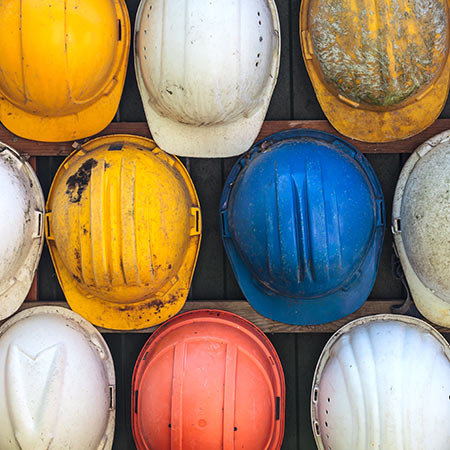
<box><xmin>2</xmin><ymin>120</ymin><xmax>450</xmax><ymax>157</ymax></box>
<box><xmin>3</xmin><ymin>300</ymin><xmax>449</xmax><ymax>334</ymax></box>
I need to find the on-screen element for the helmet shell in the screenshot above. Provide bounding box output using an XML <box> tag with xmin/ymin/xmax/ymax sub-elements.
<box><xmin>132</xmin><ymin>310</ymin><xmax>285</xmax><ymax>450</ymax></box>
<box><xmin>0</xmin><ymin>0</ymin><xmax>130</xmax><ymax>142</ymax></box>
<box><xmin>393</xmin><ymin>130</ymin><xmax>450</xmax><ymax>327</ymax></box>
<box><xmin>46</xmin><ymin>135</ymin><xmax>201</xmax><ymax>330</ymax></box>
<box><xmin>300</xmin><ymin>0</ymin><xmax>450</xmax><ymax>142</ymax></box>
<box><xmin>311</xmin><ymin>315</ymin><xmax>450</xmax><ymax>450</ymax></box>
<box><xmin>221</xmin><ymin>129</ymin><xmax>385</xmax><ymax>325</ymax></box>
<box><xmin>0</xmin><ymin>306</ymin><xmax>115</xmax><ymax>450</ymax></box>
<box><xmin>0</xmin><ymin>143</ymin><xmax>44</xmax><ymax>320</ymax></box>
<box><xmin>134</xmin><ymin>0</ymin><xmax>280</xmax><ymax>157</ymax></box>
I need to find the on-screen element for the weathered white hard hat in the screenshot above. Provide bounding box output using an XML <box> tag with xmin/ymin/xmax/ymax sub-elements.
<box><xmin>311</xmin><ymin>314</ymin><xmax>450</xmax><ymax>450</ymax></box>
<box><xmin>0</xmin><ymin>143</ymin><xmax>44</xmax><ymax>320</ymax></box>
<box><xmin>392</xmin><ymin>130</ymin><xmax>450</xmax><ymax>328</ymax></box>
<box><xmin>0</xmin><ymin>306</ymin><xmax>116</xmax><ymax>450</ymax></box>
<box><xmin>134</xmin><ymin>0</ymin><xmax>280</xmax><ymax>158</ymax></box>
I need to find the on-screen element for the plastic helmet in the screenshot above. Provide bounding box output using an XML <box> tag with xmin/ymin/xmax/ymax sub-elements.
<box><xmin>300</xmin><ymin>0</ymin><xmax>450</xmax><ymax>142</ymax></box>
<box><xmin>221</xmin><ymin>129</ymin><xmax>385</xmax><ymax>325</ymax></box>
<box><xmin>132</xmin><ymin>310</ymin><xmax>285</xmax><ymax>450</ymax></box>
<box><xmin>0</xmin><ymin>0</ymin><xmax>130</xmax><ymax>142</ymax></box>
<box><xmin>0</xmin><ymin>143</ymin><xmax>44</xmax><ymax>320</ymax></box>
<box><xmin>393</xmin><ymin>130</ymin><xmax>450</xmax><ymax>327</ymax></box>
<box><xmin>46</xmin><ymin>135</ymin><xmax>201</xmax><ymax>330</ymax></box>
<box><xmin>134</xmin><ymin>0</ymin><xmax>280</xmax><ymax>158</ymax></box>
<box><xmin>0</xmin><ymin>306</ymin><xmax>115</xmax><ymax>450</ymax></box>
<box><xmin>311</xmin><ymin>314</ymin><xmax>450</xmax><ymax>450</ymax></box>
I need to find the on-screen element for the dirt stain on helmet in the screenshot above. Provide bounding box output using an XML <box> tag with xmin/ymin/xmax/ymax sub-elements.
<box><xmin>65</xmin><ymin>158</ymin><xmax>98</xmax><ymax>203</ymax></box>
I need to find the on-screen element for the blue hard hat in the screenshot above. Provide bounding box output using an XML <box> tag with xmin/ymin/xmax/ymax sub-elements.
<box><xmin>220</xmin><ymin>129</ymin><xmax>385</xmax><ymax>325</ymax></box>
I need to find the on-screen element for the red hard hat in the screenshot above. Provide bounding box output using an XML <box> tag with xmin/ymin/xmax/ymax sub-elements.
<box><xmin>132</xmin><ymin>309</ymin><xmax>285</xmax><ymax>449</ymax></box>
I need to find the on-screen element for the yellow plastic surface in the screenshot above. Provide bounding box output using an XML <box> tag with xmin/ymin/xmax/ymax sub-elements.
<box><xmin>46</xmin><ymin>135</ymin><xmax>201</xmax><ymax>330</ymax></box>
<box><xmin>300</xmin><ymin>0</ymin><xmax>450</xmax><ymax>142</ymax></box>
<box><xmin>0</xmin><ymin>0</ymin><xmax>130</xmax><ymax>142</ymax></box>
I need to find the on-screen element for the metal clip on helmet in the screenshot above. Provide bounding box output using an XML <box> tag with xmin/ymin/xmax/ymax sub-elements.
<box><xmin>0</xmin><ymin>143</ymin><xmax>44</xmax><ymax>320</ymax></box>
<box><xmin>134</xmin><ymin>0</ymin><xmax>280</xmax><ymax>158</ymax></box>
<box><xmin>300</xmin><ymin>0</ymin><xmax>450</xmax><ymax>142</ymax></box>
<box><xmin>311</xmin><ymin>315</ymin><xmax>450</xmax><ymax>450</ymax></box>
<box><xmin>221</xmin><ymin>129</ymin><xmax>385</xmax><ymax>325</ymax></box>
<box><xmin>393</xmin><ymin>130</ymin><xmax>450</xmax><ymax>328</ymax></box>
<box><xmin>0</xmin><ymin>306</ymin><xmax>116</xmax><ymax>450</ymax></box>
<box><xmin>46</xmin><ymin>135</ymin><xmax>201</xmax><ymax>330</ymax></box>
<box><xmin>0</xmin><ymin>0</ymin><xmax>130</xmax><ymax>142</ymax></box>
<box><xmin>132</xmin><ymin>310</ymin><xmax>285</xmax><ymax>450</ymax></box>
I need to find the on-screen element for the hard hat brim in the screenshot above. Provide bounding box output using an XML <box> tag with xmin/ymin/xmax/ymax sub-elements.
<box><xmin>300</xmin><ymin>0</ymin><xmax>450</xmax><ymax>143</ymax></box>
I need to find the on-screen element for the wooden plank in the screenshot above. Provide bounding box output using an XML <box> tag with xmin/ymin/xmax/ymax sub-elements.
<box><xmin>4</xmin><ymin>120</ymin><xmax>450</xmax><ymax>157</ymax></box>
<box><xmin>5</xmin><ymin>300</ymin><xmax>449</xmax><ymax>334</ymax></box>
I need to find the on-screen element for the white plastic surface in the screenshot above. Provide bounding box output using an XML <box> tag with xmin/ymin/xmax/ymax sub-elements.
<box><xmin>311</xmin><ymin>315</ymin><xmax>450</xmax><ymax>450</ymax></box>
<box><xmin>134</xmin><ymin>0</ymin><xmax>280</xmax><ymax>158</ymax></box>
<box><xmin>0</xmin><ymin>143</ymin><xmax>44</xmax><ymax>320</ymax></box>
<box><xmin>392</xmin><ymin>130</ymin><xmax>450</xmax><ymax>327</ymax></box>
<box><xmin>0</xmin><ymin>306</ymin><xmax>116</xmax><ymax>450</ymax></box>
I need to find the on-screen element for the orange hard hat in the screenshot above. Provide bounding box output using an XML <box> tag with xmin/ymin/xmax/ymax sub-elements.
<box><xmin>131</xmin><ymin>310</ymin><xmax>285</xmax><ymax>450</ymax></box>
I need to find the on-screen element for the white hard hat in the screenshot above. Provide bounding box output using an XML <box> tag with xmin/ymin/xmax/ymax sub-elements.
<box><xmin>0</xmin><ymin>143</ymin><xmax>44</xmax><ymax>320</ymax></box>
<box><xmin>392</xmin><ymin>130</ymin><xmax>450</xmax><ymax>327</ymax></box>
<box><xmin>311</xmin><ymin>314</ymin><xmax>450</xmax><ymax>450</ymax></box>
<box><xmin>0</xmin><ymin>306</ymin><xmax>116</xmax><ymax>450</ymax></box>
<box><xmin>134</xmin><ymin>0</ymin><xmax>280</xmax><ymax>158</ymax></box>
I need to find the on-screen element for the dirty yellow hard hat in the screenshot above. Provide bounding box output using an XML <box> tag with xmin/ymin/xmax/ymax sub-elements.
<box><xmin>45</xmin><ymin>135</ymin><xmax>201</xmax><ymax>330</ymax></box>
<box><xmin>0</xmin><ymin>0</ymin><xmax>130</xmax><ymax>142</ymax></box>
<box><xmin>300</xmin><ymin>0</ymin><xmax>450</xmax><ymax>142</ymax></box>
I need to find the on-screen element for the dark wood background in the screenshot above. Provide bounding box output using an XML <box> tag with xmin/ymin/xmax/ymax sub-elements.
<box><xmin>10</xmin><ymin>0</ymin><xmax>450</xmax><ymax>448</ymax></box>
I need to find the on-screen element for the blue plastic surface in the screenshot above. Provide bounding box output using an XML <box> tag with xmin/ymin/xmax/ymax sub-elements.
<box><xmin>220</xmin><ymin>129</ymin><xmax>385</xmax><ymax>325</ymax></box>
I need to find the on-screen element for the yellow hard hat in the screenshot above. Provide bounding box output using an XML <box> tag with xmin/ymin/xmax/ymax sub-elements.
<box><xmin>300</xmin><ymin>0</ymin><xmax>450</xmax><ymax>142</ymax></box>
<box><xmin>45</xmin><ymin>135</ymin><xmax>201</xmax><ymax>330</ymax></box>
<box><xmin>0</xmin><ymin>0</ymin><xmax>130</xmax><ymax>142</ymax></box>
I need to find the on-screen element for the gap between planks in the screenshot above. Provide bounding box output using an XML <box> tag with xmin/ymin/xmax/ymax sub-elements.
<box><xmin>3</xmin><ymin>120</ymin><xmax>450</xmax><ymax>157</ymax></box>
<box><xmin>9</xmin><ymin>300</ymin><xmax>450</xmax><ymax>334</ymax></box>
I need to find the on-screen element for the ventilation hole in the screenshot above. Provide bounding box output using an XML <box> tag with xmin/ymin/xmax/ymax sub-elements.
<box><xmin>149</xmin><ymin>5</ymin><xmax>152</xmax><ymax>9</ymax></box>
<box><xmin>46</xmin><ymin>214</ymin><xmax>51</xmax><ymax>237</ymax></box>
<box><xmin>234</xmin><ymin>427</ymin><xmax>237</xmax><ymax>431</ymax></box>
<box><xmin>144</xmin><ymin>55</ymin><xmax>147</xmax><ymax>60</ymax></box>
<box><xmin>134</xmin><ymin>391</ymin><xmax>139</xmax><ymax>413</ymax></box>
<box><xmin>314</xmin><ymin>421</ymin><xmax>320</xmax><ymax>436</ymax></box>
<box><xmin>326</xmin><ymin>410</ymin><xmax>328</xmax><ymax>414</ymax></box>
<box><xmin>144</xmin><ymin>46</ymin><xmax>147</xmax><ymax>51</ymax></box>
<box><xmin>257</xmin><ymin>11</ymin><xmax>260</xmax><ymax>16</ymax></box>
<box><xmin>259</xmin><ymin>36</ymin><xmax>263</xmax><ymax>42</ymax></box>
<box><xmin>258</xmin><ymin>20</ymin><xmax>261</xmax><ymax>25</ymax></box>
<box><xmin>328</xmin><ymin>398</ymin><xmax>331</xmax><ymax>403</ymax></box>
<box><xmin>109</xmin><ymin>386</ymin><xmax>114</xmax><ymax>410</ymax></box>
<box><xmin>257</xmin><ymin>53</ymin><xmax>261</xmax><ymax>57</ymax></box>
<box><xmin>168</xmin><ymin>423</ymin><xmax>171</xmax><ymax>428</ymax></box>
<box><xmin>255</xmin><ymin>62</ymin><xmax>259</xmax><ymax>67</ymax></box>
<box><xmin>275</xmin><ymin>397</ymin><xmax>280</xmax><ymax>420</ymax></box>
<box><xmin>325</xmin><ymin>422</ymin><xmax>328</xmax><ymax>427</ymax></box>
<box><xmin>195</xmin><ymin>209</ymin><xmax>200</xmax><ymax>233</ymax></box>
<box><xmin>313</xmin><ymin>387</ymin><xmax>318</xmax><ymax>403</ymax></box>
<box><xmin>36</xmin><ymin>212</ymin><xmax>42</xmax><ymax>237</ymax></box>
<box><xmin>379</xmin><ymin>201</ymin><xmax>384</xmax><ymax>225</ymax></box>
<box><xmin>118</xmin><ymin>19</ymin><xmax>122</xmax><ymax>41</ymax></box>
<box><xmin>147</xmin><ymin>13</ymin><xmax>150</xmax><ymax>18</ymax></box>
<box><xmin>395</xmin><ymin>218</ymin><xmax>401</xmax><ymax>232</ymax></box>
<box><xmin>144</xmin><ymin>29</ymin><xmax>147</xmax><ymax>34</ymax></box>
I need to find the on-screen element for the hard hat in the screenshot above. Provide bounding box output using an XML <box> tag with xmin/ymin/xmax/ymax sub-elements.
<box><xmin>134</xmin><ymin>0</ymin><xmax>280</xmax><ymax>158</ymax></box>
<box><xmin>45</xmin><ymin>135</ymin><xmax>201</xmax><ymax>330</ymax></box>
<box><xmin>311</xmin><ymin>314</ymin><xmax>450</xmax><ymax>450</ymax></box>
<box><xmin>0</xmin><ymin>306</ymin><xmax>115</xmax><ymax>450</ymax></box>
<box><xmin>0</xmin><ymin>0</ymin><xmax>130</xmax><ymax>142</ymax></box>
<box><xmin>0</xmin><ymin>142</ymin><xmax>44</xmax><ymax>320</ymax></box>
<box><xmin>221</xmin><ymin>129</ymin><xmax>385</xmax><ymax>325</ymax></box>
<box><xmin>132</xmin><ymin>309</ymin><xmax>285</xmax><ymax>450</ymax></box>
<box><xmin>300</xmin><ymin>0</ymin><xmax>450</xmax><ymax>142</ymax></box>
<box><xmin>393</xmin><ymin>130</ymin><xmax>450</xmax><ymax>327</ymax></box>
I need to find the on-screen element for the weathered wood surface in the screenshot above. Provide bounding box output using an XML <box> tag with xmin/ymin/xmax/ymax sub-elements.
<box><xmin>4</xmin><ymin>119</ymin><xmax>450</xmax><ymax>157</ymax></box>
<box><xmin>13</xmin><ymin>300</ymin><xmax>450</xmax><ymax>334</ymax></box>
